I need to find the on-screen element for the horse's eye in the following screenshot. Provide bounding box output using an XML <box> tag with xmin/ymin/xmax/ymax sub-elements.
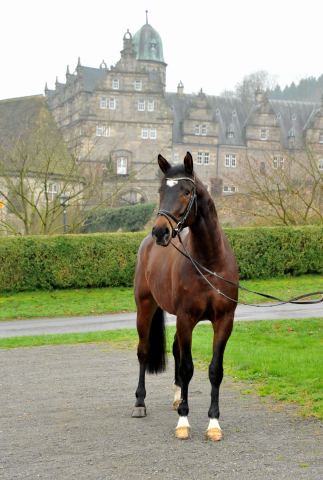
<box><xmin>184</xmin><ymin>189</ymin><xmax>190</xmax><ymax>196</ymax></box>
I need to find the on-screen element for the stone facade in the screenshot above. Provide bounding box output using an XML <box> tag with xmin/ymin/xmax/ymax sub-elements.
<box><xmin>45</xmin><ymin>20</ymin><xmax>323</xmax><ymax>206</ymax></box>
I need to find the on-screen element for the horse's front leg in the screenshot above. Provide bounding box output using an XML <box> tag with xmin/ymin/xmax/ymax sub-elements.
<box><xmin>206</xmin><ymin>315</ymin><xmax>233</xmax><ymax>441</ymax></box>
<box><xmin>172</xmin><ymin>333</ymin><xmax>181</xmax><ymax>410</ymax></box>
<box><xmin>132</xmin><ymin>300</ymin><xmax>157</xmax><ymax>418</ymax></box>
<box><xmin>175</xmin><ymin>322</ymin><xmax>194</xmax><ymax>439</ymax></box>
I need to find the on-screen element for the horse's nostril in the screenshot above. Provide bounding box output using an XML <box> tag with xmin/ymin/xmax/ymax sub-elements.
<box><xmin>152</xmin><ymin>226</ymin><xmax>157</xmax><ymax>238</ymax></box>
<box><xmin>164</xmin><ymin>227</ymin><xmax>170</xmax><ymax>237</ymax></box>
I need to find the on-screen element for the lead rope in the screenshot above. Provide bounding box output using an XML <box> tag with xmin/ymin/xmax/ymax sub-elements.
<box><xmin>172</xmin><ymin>232</ymin><xmax>323</xmax><ymax>307</ymax></box>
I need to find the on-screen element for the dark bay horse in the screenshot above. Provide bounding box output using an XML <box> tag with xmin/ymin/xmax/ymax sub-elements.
<box><xmin>132</xmin><ymin>152</ymin><xmax>239</xmax><ymax>441</ymax></box>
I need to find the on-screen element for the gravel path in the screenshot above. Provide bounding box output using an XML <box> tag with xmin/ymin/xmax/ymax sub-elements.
<box><xmin>1</xmin><ymin>343</ymin><xmax>322</xmax><ymax>479</ymax></box>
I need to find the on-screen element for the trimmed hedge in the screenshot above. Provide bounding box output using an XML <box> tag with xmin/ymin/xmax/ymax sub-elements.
<box><xmin>0</xmin><ymin>226</ymin><xmax>322</xmax><ymax>292</ymax></box>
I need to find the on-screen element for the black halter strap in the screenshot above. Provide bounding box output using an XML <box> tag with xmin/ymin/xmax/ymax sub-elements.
<box><xmin>157</xmin><ymin>177</ymin><xmax>197</xmax><ymax>238</ymax></box>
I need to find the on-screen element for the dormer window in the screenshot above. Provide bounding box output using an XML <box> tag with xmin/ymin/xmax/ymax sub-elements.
<box><xmin>292</xmin><ymin>114</ymin><xmax>296</xmax><ymax>120</ymax></box>
<box><xmin>216</xmin><ymin>108</ymin><xmax>220</xmax><ymax>115</ymax></box>
<box><xmin>232</xmin><ymin>109</ymin><xmax>237</xmax><ymax>116</ymax></box>
<box><xmin>227</xmin><ymin>124</ymin><xmax>234</xmax><ymax>139</ymax></box>
<box><xmin>151</xmin><ymin>43</ymin><xmax>156</xmax><ymax>51</ymax></box>
<box><xmin>276</xmin><ymin>112</ymin><xmax>281</xmax><ymax>119</ymax></box>
<box><xmin>288</xmin><ymin>128</ymin><xmax>295</xmax><ymax>141</ymax></box>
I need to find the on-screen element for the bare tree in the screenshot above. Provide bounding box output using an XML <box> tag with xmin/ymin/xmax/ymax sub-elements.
<box><xmin>232</xmin><ymin>146</ymin><xmax>323</xmax><ymax>226</ymax></box>
<box><xmin>0</xmin><ymin>108</ymin><xmax>158</xmax><ymax>235</ymax></box>
<box><xmin>220</xmin><ymin>70</ymin><xmax>279</xmax><ymax>99</ymax></box>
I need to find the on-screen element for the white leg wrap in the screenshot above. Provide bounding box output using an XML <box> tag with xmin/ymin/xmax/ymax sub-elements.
<box><xmin>207</xmin><ymin>418</ymin><xmax>221</xmax><ymax>431</ymax></box>
<box><xmin>177</xmin><ymin>416</ymin><xmax>190</xmax><ymax>428</ymax></box>
<box><xmin>173</xmin><ymin>384</ymin><xmax>181</xmax><ymax>403</ymax></box>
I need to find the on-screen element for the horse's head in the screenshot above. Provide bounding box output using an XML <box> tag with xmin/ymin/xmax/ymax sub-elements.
<box><xmin>152</xmin><ymin>152</ymin><xmax>197</xmax><ymax>246</ymax></box>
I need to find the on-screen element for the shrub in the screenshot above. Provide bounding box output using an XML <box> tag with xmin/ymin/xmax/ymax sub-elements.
<box><xmin>82</xmin><ymin>203</ymin><xmax>156</xmax><ymax>233</ymax></box>
<box><xmin>0</xmin><ymin>226</ymin><xmax>322</xmax><ymax>292</ymax></box>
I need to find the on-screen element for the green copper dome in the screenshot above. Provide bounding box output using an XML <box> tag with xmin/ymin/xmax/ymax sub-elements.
<box><xmin>132</xmin><ymin>22</ymin><xmax>166</xmax><ymax>64</ymax></box>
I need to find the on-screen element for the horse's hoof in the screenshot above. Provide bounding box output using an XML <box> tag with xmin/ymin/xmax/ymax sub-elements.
<box><xmin>132</xmin><ymin>406</ymin><xmax>146</xmax><ymax>418</ymax></box>
<box><xmin>206</xmin><ymin>428</ymin><xmax>223</xmax><ymax>441</ymax></box>
<box><xmin>173</xmin><ymin>400</ymin><xmax>180</xmax><ymax>411</ymax></box>
<box><xmin>175</xmin><ymin>426</ymin><xmax>192</xmax><ymax>439</ymax></box>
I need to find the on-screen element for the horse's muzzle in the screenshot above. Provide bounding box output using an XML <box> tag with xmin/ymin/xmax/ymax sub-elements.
<box><xmin>152</xmin><ymin>225</ymin><xmax>171</xmax><ymax>246</ymax></box>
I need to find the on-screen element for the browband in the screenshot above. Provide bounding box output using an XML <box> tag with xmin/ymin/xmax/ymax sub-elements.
<box><xmin>165</xmin><ymin>177</ymin><xmax>196</xmax><ymax>185</ymax></box>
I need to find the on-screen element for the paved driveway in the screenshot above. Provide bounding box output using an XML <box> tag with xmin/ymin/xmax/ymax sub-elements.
<box><xmin>0</xmin><ymin>302</ymin><xmax>322</xmax><ymax>338</ymax></box>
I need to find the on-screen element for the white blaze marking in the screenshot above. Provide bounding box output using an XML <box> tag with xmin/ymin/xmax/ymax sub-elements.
<box><xmin>177</xmin><ymin>416</ymin><xmax>190</xmax><ymax>428</ymax></box>
<box><xmin>207</xmin><ymin>418</ymin><xmax>221</xmax><ymax>431</ymax></box>
<box><xmin>173</xmin><ymin>384</ymin><xmax>181</xmax><ymax>403</ymax></box>
<box><xmin>166</xmin><ymin>180</ymin><xmax>178</xmax><ymax>187</ymax></box>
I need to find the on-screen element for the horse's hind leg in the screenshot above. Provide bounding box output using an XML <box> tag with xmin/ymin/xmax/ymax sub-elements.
<box><xmin>172</xmin><ymin>333</ymin><xmax>181</xmax><ymax>410</ymax></box>
<box><xmin>206</xmin><ymin>315</ymin><xmax>234</xmax><ymax>441</ymax></box>
<box><xmin>132</xmin><ymin>297</ymin><xmax>157</xmax><ymax>418</ymax></box>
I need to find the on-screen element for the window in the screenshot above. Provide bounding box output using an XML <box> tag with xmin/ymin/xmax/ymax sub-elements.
<box><xmin>141</xmin><ymin>128</ymin><xmax>148</xmax><ymax>139</ymax></box>
<box><xmin>47</xmin><ymin>183</ymin><xmax>58</xmax><ymax>201</ymax></box>
<box><xmin>223</xmin><ymin>185</ymin><xmax>236</xmax><ymax>193</ymax></box>
<box><xmin>273</xmin><ymin>156</ymin><xmax>284</xmax><ymax>169</ymax></box>
<box><xmin>117</xmin><ymin>157</ymin><xmax>127</xmax><ymax>175</ymax></box>
<box><xmin>319</xmin><ymin>159</ymin><xmax>323</xmax><ymax>171</ymax></box>
<box><xmin>195</xmin><ymin>125</ymin><xmax>200</xmax><ymax>135</ymax></box>
<box><xmin>261</xmin><ymin>129</ymin><xmax>267</xmax><ymax>140</ymax></box>
<box><xmin>232</xmin><ymin>109</ymin><xmax>237</xmax><ymax>116</ymax></box>
<box><xmin>260</xmin><ymin>162</ymin><xmax>265</xmax><ymax>174</ymax></box>
<box><xmin>109</xmin><ymin>98</ymin><xmax>116</xmax><ymax>110</ymax></box>
<box><xmin>201</xmin><ymin>125</ymin><xmax>207</xmax><ymax>136</ymax></box>
<box><xmin>150</xmin><ymin>128</ymin><xmax>157</xmax><ymax>139</ymax></box>
<box><xmin>138</xmin><ymin>100</ymin><xmax>145</xmax><ymax>111</ymax></box>
<box><xmin>112</xmin><ymin>79</ymin><xmax>119</xmax><ymax>90</ymax></box>
<box><xmin>227</xmin><ymin>124</ymin><xmax>234</xmax><ymax>139</ymax></box>
<box><xmin>204</xmin><ymin>152</ymin><xmax>210</xmax><ymax>165</ymax></box>
<box><xmin>292</xmin><ymin>114</ymin><xmax>296</xmax><ymax>120</ymax></box>
<box><xmin>100</xmin><ymin>97</ymin><xmax>107</xmax><ymax>109</ymax></box>
<box><xmin>319</xmin><ymin>133</ymin><xmax>323</xmax><ymax>144</ymax></box>
<box><xmin>197</xmin><ymin>152</ymin><xmax>203</xmax><ymax>165</ymax></box>
<box><xmin>225</xmin><ymin>154</ymin><xmax>236</xmax><ymax>167</ymax></box>
<box><xmin>96</xmin><ymin>125</ymin><xmax>103</xmax><ymax>136</ymax></box>
<box><xmin>135</xmin><ymin>80</ymin><xmax>142</xmax><ymax>91</ymax></box>
<box><xmin>276</xmin><ymin>112</ymin><xmax>281</xmax><ymax>119</ymax></box>
<box><xmin>148</xmin><ymin>100</ymin><xmax>154</xmax><ymax>112</ymax></box>
<box><xmin>173</xmin><ymin>151</ymin><xmax>179</xmax><ymax>164</ymax></box>
<box><xmin>216</xmin><ymin>108</ymin><xmax>220</xmax><ymax>115</ymax></box>
<box><xmin>288</xmin><ymin>129</ymin><xmax>295</xmax><ymax>140</ymax></box>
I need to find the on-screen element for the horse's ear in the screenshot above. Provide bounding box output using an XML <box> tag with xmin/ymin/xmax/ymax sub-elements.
<box><xmin>158</xmin><ymin>154</ymin><xmax>171</xmax><ymax>174</ymax></box>
<box><xmin>184</xmin><ymin>152</ymin><xmax>194</xmax><ymax>175</ymax></box>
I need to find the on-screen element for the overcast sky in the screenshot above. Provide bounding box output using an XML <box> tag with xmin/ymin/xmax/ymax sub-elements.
<box><xmin>2</xmin><ymin>0</ymin><xmax>322</xmax><ymax>101</ymax></box>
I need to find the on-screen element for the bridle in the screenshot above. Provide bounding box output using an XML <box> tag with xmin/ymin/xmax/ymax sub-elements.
<box><xmin>157</xmin><ymin>177</ymin><xmax>197</xmax><ymax>238</ymax></box>
<box><xmin>155</xmin><ymin>176</ymin><xmax>323</xmax><ymax>307</ymax></box>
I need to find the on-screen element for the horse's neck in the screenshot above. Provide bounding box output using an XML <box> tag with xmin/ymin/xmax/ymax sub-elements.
<box><xmin>188</xmin><ymin>189</ymin><xmax>224</xmax><ymax>265</ymax></box>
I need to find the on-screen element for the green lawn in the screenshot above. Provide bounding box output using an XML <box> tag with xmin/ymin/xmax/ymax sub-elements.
<box><xmin>0</xmin><ymin>274</ymin><xmax>322</xmax><ymax>322</ymax></box>
<box><xmin>1</xmin><ymin>317</ymin><xmax>322</xmax><ymax>419</ymax></box>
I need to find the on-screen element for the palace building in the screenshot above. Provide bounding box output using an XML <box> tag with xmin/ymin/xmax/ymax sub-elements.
<box><xmin>45</xmin><ymin>17</ymin><xmax>323</xmax><ymax>204</ymax></box>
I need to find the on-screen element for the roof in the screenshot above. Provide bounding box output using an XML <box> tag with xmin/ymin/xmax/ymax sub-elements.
<box><xmin>132</xmin><ymin>22</ymin><xmax>166</xmax><ymax>64</ymax></box>
<box><xmin>166</xmin><ymin>93</ymin><xmax>319</xmax><ymax>148</ymax></box>
<box><xmin>0</xmin><ymin>95</ymin><xmax>74</xmax><ymax>176</ymax></box>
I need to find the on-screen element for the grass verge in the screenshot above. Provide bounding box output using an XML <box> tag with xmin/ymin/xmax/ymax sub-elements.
<box><xmin>0</xmin><ymin>274</ymin><xmax>322</xmax><ymax>322</ymax></box>
<box><xmin>1</xmin><ymin>317</ymin><xmax>322</xmax><ymax>419</ymax></box>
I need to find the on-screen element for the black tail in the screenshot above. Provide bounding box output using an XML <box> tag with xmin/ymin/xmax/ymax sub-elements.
<box><xmin>146</xmin><ymin>307</ymin><xmax>167</xmax><ymax>374</ymax></box>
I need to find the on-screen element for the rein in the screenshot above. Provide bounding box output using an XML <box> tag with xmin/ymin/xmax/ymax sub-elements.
<box><xmin>172</xmin><ymin>233</ymin><xmax>323</xmax><ymax>307</ymax></box>
<box><xmin>157</xmin><ymin>177</ymin><xmax>323</xmax><ymax>306</ymax></box>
